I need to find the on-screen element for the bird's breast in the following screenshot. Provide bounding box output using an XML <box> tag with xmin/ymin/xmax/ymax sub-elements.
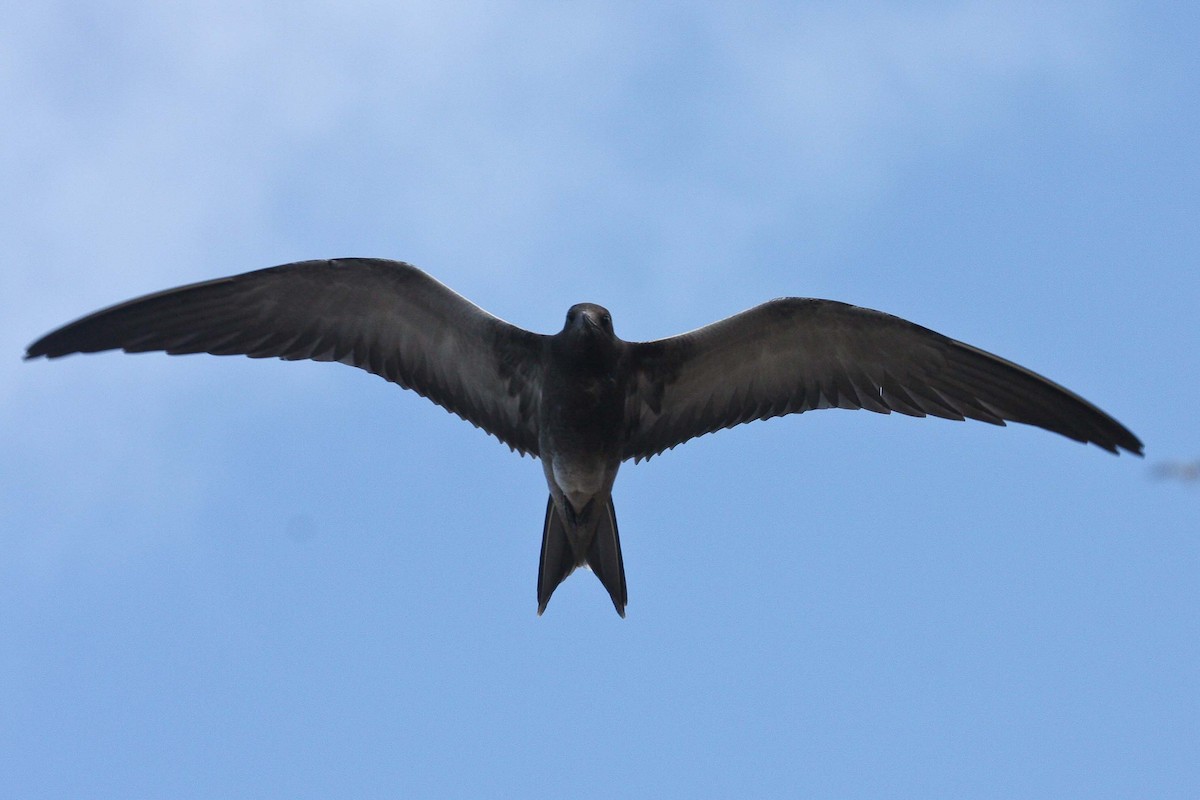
<box><xmin>537</xmin><ymin>361</ymin><xmax>627</xmax><ymax>511</ymax></box>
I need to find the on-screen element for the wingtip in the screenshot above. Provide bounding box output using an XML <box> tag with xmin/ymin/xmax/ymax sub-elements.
<box><xmin>1090</xmin><ymin>439</ymin><xmax>1143</xmax><ymax>458</ymax></box>
<box><xmin>1110</xmin><ymin>433</ymin><xmax>1145</xmax><ymax>458</ymax></box>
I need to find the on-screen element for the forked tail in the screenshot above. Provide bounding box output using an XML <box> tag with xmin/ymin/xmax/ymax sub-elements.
<box><xmin>537</xmin><ymin>496</ymin><xmax>627</xmax><ymax>617</ymax></box>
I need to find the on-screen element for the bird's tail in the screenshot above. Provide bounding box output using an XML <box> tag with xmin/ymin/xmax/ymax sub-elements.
<box><xmin>537</xmin><ymin>496</ymin><xmax>627</xmax><ymax>617</ymax></box>
<box><xmin>586</xmin><ymin>498</ymin><xmax>627</xmax><ymax>617</ymax></box>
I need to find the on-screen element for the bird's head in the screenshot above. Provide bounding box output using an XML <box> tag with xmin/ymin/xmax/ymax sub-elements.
<box><xmin>563</xmin><ymin>303</ymin><xmax>615</xmax><ymax>340</ymax></box>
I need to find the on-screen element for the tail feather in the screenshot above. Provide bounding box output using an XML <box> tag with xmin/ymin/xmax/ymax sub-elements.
<box><xmin>586</xmin><ymin>498</ymin><xmax>627</xmax><ymax>618</ymax></box>
<box><xmin>537</xmin><ymin>496</ymin><xmax>576</xmax><ymax>615</ymax></box>
<box><xmin>536</xmin><ymin>496</ymin><xmax>628</xmax><ymax>617</ymax></box>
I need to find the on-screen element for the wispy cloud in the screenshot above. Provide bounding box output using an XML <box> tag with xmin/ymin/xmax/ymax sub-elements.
<box><xmin>1</xmin><ymin>2</ymin><xmax>1125</xmax><ymax>577</ymax></box>
<box><xmin>2</xmin><ymin>3</ymin><xmax>1121</xmax><ymax>303</ymax></box>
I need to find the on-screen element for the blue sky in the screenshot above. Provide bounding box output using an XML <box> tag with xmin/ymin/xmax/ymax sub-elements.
<box><xmin>2</xmin><ymin>2</ymin><xmax>1197</xmax><ymax>797</ymax></box>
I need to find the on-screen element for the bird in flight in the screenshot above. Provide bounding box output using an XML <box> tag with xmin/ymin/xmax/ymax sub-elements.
<box><xmin>26</xmin><ymin>259</ymin><xmax>1143</xmax><ymax>616</ymax></box>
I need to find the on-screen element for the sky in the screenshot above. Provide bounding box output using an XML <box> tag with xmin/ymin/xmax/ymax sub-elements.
<box><xmin>2</xmin><ymin>2</ymin><xmax>1197</xmax><ymax>797</ymax></box>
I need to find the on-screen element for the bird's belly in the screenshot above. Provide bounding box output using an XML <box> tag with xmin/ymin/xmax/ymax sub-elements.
<box><xmin>550</xmin><ymin>456</ymin><xmax>609</xmax><ymax>511</ymax></box>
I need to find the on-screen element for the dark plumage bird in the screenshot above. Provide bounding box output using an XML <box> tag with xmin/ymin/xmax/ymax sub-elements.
<box><xmin>26</xmin><ymin>259</ymin><xmax>1143</xmax><ymax>616</ymax></box>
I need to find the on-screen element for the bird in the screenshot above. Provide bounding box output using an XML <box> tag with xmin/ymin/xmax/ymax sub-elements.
<box><xmin>25</xmin><ymin>258</ymin><xmax>1143</xmax><ymax>616</ymax></box>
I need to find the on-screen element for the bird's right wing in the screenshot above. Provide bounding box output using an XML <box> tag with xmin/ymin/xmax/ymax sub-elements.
<box><xmin>26</xmin><ymin>259</ymin><xmax>546</xmax><ymax>456</ymax></box>
<box><xmin>622</xmin><ymin>298</ymin><xmax>1142</xmax><ymax>462</ymax></box>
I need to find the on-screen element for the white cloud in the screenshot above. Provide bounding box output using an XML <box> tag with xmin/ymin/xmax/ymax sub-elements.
<box><xmin>0</xmin><ymin>1</ymin><xmax>1124</xmax><ymax>579</ymax></box>
<box><xmin>686</xmin><ymin>3</ymin><xmax>1115</xmax><ymax>204</ymax></box>
<box><xmin>2</xmin><ymin>3</ymin><xmax>1119</xmax><ymax>303</ymax></box>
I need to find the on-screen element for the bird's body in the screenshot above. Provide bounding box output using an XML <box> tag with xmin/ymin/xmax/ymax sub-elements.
<box><xmin>540</xmin><ymin>304</ymin><xmax>625</xmax><ymax>513</ymax></box>
<box><xmin>537</xmin><ymin>304</ymin><xmax>629</xmax><ymax>614</ymax></box>
<box><xmin>26</xmin><ymin>259</ymin><xmax>1143</xmax><ymax>616</ymax></box>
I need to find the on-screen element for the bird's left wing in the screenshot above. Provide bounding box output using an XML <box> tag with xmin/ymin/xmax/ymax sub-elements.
<box><xmin>26</xmin><ymin>259</ymin><xmax>546</xmax><ymax>456</ymax></box>
<box><xmin>622</xmin><ymin>298</ymin><xmax>1142</xmax><ymax>462</ymax></box>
